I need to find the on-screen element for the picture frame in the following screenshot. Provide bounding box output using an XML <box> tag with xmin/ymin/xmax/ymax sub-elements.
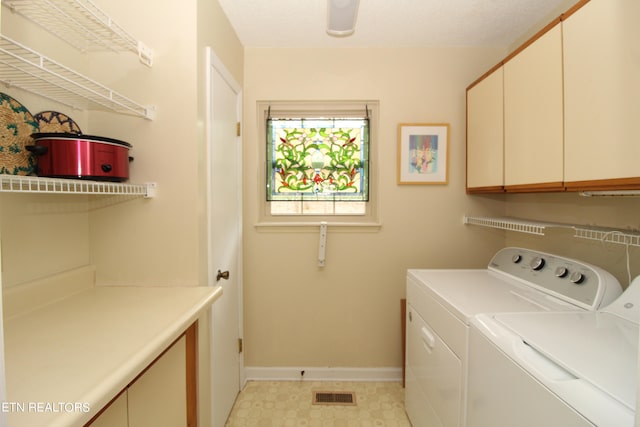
<box><xmin>397</xmin><ymin>123</ymin><xmax>449</xmax><ymax>185</ymax></box>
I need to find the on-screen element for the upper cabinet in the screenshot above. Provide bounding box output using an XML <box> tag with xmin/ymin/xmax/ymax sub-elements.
<box><xmin>466</xmin><ymin>66</ymin><xmax>504</xmax><ymax>192</ymax></box>
<box><xmin>563</xmin><ymin>0</ymin><xmax>640</xmax><ymax>190</ymax></box>
<box><xmin>466</xmin><ymin>0</ymin><xmax>639</xmax><ymax>194</ymax></box>
<box><xmin>503</xmin><ymin>23</ymin><xmax>564</xmax><ymax>192</ymax></box>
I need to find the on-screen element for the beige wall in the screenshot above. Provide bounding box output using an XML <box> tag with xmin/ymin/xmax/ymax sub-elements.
<box><xmin>504</xmin><ymin>193</ymin><xmax>640</xmax><ymax>289</ymax></box>
<box><xmin>1</xmin><ymin>1</ymin><xmax>243</xmax><ymax>425</ymax></box>
<box><xmin>242</xmin><ymin>47</ymin><xmax>507</xmax><ymax>369</ymax></box>
<box><xmin>85</xmin><ymin>0</ymin><xmax>201</xmax><ymax>286</ymax></box>
<box><xmin>1</xmin><ymin>0</ymin><xmax>243</xmax><ymax>288</ymax></box>
<box><xmin>0</xmin><ymin>7</ymin><xmax>91</xmax><ymax>287</ymax></box>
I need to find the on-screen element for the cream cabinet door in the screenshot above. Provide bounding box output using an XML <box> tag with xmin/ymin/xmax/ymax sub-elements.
<box><xmin>563</xmin><ymin>0</ymin><xmax>640</xmax><ymax>186</ymax></box>
<box><xmin>88</xmin><ymin>392</ymin><xmax>128</xmax><ymax>427</ymax></box>
<box><xmin>467</xmin><ymin>66</ymin><xmax>504</xmax><ymax>191</ymax></box>
<box><xmin>504</xmin><ymin>24</ymin><xmax>564</xmax><ymax>189</ymax></box>
<box><xmin>128</xmin><ymin>336</ymin><xmax>187</xmax><ymax>427</ymax></box>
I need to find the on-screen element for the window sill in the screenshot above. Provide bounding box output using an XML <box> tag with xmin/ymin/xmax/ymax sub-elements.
<box><xmin>254</xmin><ymin>221</ymin><xmax>382</xmax><ymax>231</ymax></box>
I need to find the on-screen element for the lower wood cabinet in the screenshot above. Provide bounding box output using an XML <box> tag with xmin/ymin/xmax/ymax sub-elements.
<box><xmin>128</xmin><ymin>335</ymin><xmax>187</xmax><ymax>427</ymax></box>
<box><xmin>88</xmin><ymin>392</ymin><xmax>128</xmax><ymax>427</ymax></box>
<box><xmin>86</xmin><ymin>323</ymin><xmax>197</xmax><ymax>427</ymax></box>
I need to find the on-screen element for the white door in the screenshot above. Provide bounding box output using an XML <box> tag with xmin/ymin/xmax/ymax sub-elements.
<box><xmin>207</xmin><ymin>48</ymin><xmax>243</xmax><ymax>427</ymax></box>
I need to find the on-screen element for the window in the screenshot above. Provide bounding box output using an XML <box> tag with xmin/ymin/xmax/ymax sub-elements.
<box><xmin>258</xmin><ymin>101</ymin><xmax>378</xmax><ymax>222</ymax></box>
<box><xmin>267</xmin><ymin>117</ymin><xmax>369</xmax><ymax>199</ymax></box>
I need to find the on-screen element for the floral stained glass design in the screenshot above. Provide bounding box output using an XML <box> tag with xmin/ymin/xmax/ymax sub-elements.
<box><xmin>267</xmin><ymin>118</ymin><xmax>369</xmax><ymax>201</ymax></box>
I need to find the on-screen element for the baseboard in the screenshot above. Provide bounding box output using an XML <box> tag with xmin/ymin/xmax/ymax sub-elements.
<box><xmin>244</xmin><ymin>366</ymin><xmax>402</xmax><ymax>382</ymax></box>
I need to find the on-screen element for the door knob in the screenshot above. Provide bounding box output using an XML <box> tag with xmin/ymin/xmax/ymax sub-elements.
<box><xmin>216</xmin><ymin>270</ymin><xmax>230</xmax><ymax>281</ymax></box>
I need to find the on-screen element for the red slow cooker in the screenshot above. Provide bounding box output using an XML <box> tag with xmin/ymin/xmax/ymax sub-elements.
<box><xmin>28</xmin><ymin>133</ymin><xmax>133</xmax><ymax>182</ymax></box>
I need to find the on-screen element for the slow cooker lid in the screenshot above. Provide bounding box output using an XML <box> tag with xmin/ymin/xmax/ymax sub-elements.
<box><xmin>31</xmin><ymin>132</ymin><xmax>132</xmax><ymax>148</ymax></box>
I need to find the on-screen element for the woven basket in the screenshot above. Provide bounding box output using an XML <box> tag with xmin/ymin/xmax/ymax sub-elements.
<box><xmin>34</xmin><ymin>110</ymin><xmax>82</xmax><ymax>134</ymax></box>
<box><xmin>0</xmin><ymin>93</ymin><xmax>38</xmax><ymax>175</ymax></box>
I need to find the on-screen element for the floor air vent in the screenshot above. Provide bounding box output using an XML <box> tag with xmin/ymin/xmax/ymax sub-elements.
<box><xmin>312</xmin><ymin>391</ymin><xmax>356</xmax><ymax>406</ymax></box>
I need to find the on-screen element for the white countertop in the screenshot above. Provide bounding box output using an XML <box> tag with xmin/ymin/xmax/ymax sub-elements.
<box><xmin>3</xmin><ymin>284</ymin><xmax>222</xmax><ymax>427</ymax></box>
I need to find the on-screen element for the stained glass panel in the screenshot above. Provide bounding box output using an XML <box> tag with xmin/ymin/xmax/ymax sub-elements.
<box><xmin>266</xmin><ymin>118</ymin><xmax>369</xmax><ymax>201</ymax></box>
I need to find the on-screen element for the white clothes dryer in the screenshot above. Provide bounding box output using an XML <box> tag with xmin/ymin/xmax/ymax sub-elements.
<box><xmin>405</xmin><ymin>247</ymin><xmax>622</xmax><ymax>427</ymax></box>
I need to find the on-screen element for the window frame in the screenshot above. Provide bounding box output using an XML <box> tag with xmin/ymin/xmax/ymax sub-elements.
<box><xmin>256</xmin><ymin>100</ymin><xmax>380</xmax><ymax>227</ymax></box>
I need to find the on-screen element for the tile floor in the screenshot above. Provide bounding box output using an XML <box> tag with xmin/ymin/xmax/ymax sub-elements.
<box><xmin>225</xmin><ymin>380</ymin><xmax>412</xmax><ymax>427</ymax></box>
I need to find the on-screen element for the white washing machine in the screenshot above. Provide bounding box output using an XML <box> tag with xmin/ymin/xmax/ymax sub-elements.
<box><xmin>405</xmin><ymin>247</ymin><xmax>622</xmax><ymax>427</ymax></box>
<box><xmin>467</xmin><ymin>272</ymin><xmax>640</xmax><ymax>427</ymax></box>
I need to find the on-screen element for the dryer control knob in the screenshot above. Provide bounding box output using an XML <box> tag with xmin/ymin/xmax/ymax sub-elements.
<box><xmin>512</xmin><ymin>254</ymin><xmax>523</xmax><ymax>264</ymax></box>
<box><xmin>570</xmin><ymin>272</ymin><xmax>585</xmax><ymax>284</ymax></box>
<box><xmin>555</xmin><ymin>267</ymin><xmax>569</xmax><ymax>278</ymax></box>
<box><xmin>530</xmin><ymin>257</ymin><xmax>545</xmax><ymax>271</ymax></box>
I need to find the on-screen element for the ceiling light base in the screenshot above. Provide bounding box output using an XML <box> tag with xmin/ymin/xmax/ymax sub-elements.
<box><xmin>326</xmin><ymin>0</ymin><xmax>360</xmax><ymax>37</ymax></box>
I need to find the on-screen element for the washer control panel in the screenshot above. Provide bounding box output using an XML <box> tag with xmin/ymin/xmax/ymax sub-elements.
<box><xmin>489</xmin><ymin>247</ymin><xmax>621</xmax><ymax>310</ymax></box>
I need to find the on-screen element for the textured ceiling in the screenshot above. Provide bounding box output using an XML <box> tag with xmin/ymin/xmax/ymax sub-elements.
<box><xmin>218</xmin><ymin>0</ymin><xmax>573</xmax><ymax>49</ymax></box>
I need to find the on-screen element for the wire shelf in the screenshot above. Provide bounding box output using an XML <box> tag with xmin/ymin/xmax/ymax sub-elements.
<box><xmin>0</xmin><ymin>35</ymin><xmax>155</xmax><ymax>119</ymax></box>
<box><xmin>0</xmin><ymin>175</ymin><xmax>156</xmax><ymax>198</ymax></box>
<box><xmin>463</xmin><ymin>216</ymin><xmax>554</xmax><ymax>235</ymax></box>
<box><xmin>1</xmin><ymin>0</ymin><xmax>153</xmax><ymax>66</ymax></box>
<box><xmin>464</xmin><ymin>215</ymin><xmax>640</xmax><ymax>248</ymax></box>
<box><xmin>573</xmin><ymin>227</ymin><xmax>640</xmax><ymax>247</ymax></box>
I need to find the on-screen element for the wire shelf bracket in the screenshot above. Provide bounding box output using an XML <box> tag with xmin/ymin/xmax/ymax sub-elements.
<box><xmin>0</xmin><ymin>175</ymin><xmax>157</xmax><ymax>198</ymax></box>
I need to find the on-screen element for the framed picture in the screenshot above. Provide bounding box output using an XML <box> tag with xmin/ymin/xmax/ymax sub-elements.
<box><xmin>397</xmin><ymin>123</ymin><xmax>449</xmax><ymax>185</ymax></box>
